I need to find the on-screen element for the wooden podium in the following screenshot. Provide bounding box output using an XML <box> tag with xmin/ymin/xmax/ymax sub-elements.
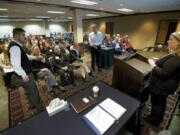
<box><xmin>112</xmin><ymin>52</ymin><xmax>166</xmax><ymax>99</ymax></box>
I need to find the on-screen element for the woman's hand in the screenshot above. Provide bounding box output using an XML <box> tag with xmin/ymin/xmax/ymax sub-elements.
<box><xmin>148</xmin><ymin>59</ymin><xmax>156</xmax><ymax>68</ymax></box>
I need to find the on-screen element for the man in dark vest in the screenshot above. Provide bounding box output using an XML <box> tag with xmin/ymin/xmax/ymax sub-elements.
<box><xmin>8</xmin><ymin>28</ymin><xmax>43</xmax><ymax>112</ymax></box>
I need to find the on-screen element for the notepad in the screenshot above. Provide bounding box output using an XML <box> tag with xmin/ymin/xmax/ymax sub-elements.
<box><xmin>83</xmin><ymin>98</ymin><xmax>127</xmax><ymax>135</ymax></box>
<box><xmin>99</xmin><ymin>98</ymin><xmax>127</xmax><ymax>120</ymax></box>
<box><xmin>83</xmin><ymin>106</ymin><xmax>115</xmax><ymax>135</ymax></box>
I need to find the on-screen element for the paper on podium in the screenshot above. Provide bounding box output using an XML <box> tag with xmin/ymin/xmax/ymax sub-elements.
<box><xmin>3</xmin><ymin>67</ymin><xmax>14</xmax><ymax>73</ymax></box>
<box><xmin>99</xmin><ymin>98</ymin><xmax>126</xmax><ymax>120</ymax></box>
<box><xmin>83</xmin><ymin>106</ymin><xmax>115</xmax><ymax>135</ymax></box>
<box><xmin>46</xmin><ymin>98</ymin><xmax>68</xmax><ymax>117</ymax></box>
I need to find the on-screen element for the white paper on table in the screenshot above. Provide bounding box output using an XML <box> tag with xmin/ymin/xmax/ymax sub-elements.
<box><xmin>3</xmin><ymin>67</ymin><xmax>14</xmax><ymax>73</ymax></box>
<box><xmin>84</xmin><ymin>106</ymin><xmax>115</xmax><ymax>135</ymax></box>
<box><xmin>99</xmin><ymin>98</ymin><xmax>127</xmax><ymax>120</ymax></box>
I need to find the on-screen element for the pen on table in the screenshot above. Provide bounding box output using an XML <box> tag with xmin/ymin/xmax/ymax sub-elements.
<box><xmin>89</xmin><ymin>96</ymin><xmax>94</xmax><ymax>100</ymax></box>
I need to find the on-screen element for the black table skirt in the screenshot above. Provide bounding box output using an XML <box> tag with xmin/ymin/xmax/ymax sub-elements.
<box><xmin>98</xmin><ymin>48</ymin><xmax>114</xmax><ymax>69</ymax></box>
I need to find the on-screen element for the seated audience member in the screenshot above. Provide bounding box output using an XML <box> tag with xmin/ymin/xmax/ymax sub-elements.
<box><xmin>145</xmin><ymin>32</ymin><xmax>180</xmax><ymax>126</ymax></box>
<box><xmin>46</xmin><ymin>37</ymin><xmax>55</xmax><ymax>49</ymax></box>
<box><xmin>31</xmin><ymin>46</ymin><xmax>65</xmax><ymax>95</ymax></box>
<box><xmin>0</xmin><ymin>40</ymin><xmax>2</xmax><ymax>53</ymax></box>
<box><xmin>69</xmin><ymin>46</ymin><xmax>91</xmax><ymax>81</ymax></box>
<box><xmin>0</xmin><ymin>40</ymin><xmax>13</xmax><ymax>88</ymax></box>
<box><xmin>31</xmin><ymin>35</ymin><xmax>38</xmax><ymax>46</ymax></box>
<box><xmin>50</xmin><ymin>45</ymin><xmax>74</xmax><ymax>86</ymax></box>
<box><xmin>111</xmin><ymin>35</ymin><xmax>123</xmax><ymax>54</ymax></box>
<box><xmin>60</xmin><ymin>42</ymin><xmax>71</xmax><ymax>63</ymax></box>
<box><xmin>103</xmin><ymin>34</ymin><xmax>111</xmax><ymax>47</ymax></box>
<box><xmin>40</xmin><ymin>41</ymin><xmax>53</xmax><ymax>57</ymax></box>
<box><xmin>123</xmin><ymin>35</ymin><xmax>136</xmax><ymax>53</ymax></box>
<box><xmin>37</xmin><ymin>38</ymin><xmax>44</xmax><ymax>52</ymax></box>
<box><xmin>24</xmin><ymin>37</ymin><xmax>34</xmax><ymax>54</ymax></box>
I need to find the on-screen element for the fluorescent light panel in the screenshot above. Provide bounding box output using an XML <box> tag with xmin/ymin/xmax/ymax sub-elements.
<box><xmin>117</xmin><ymin>8</ymin><xmax>134</xmax><ymax>12</ymax></box>
<box><xmin>0</xmin><ymin>16</ymin><xmax>8</xmax><ymax>17</ymax></box>
<box><xmin>35</xmin><ymin>16</ymin><xmax>50</xmax><ymax>18</ymax></box>
<box><xmin>49</xmin><ymin>19</ymin><xmax>70</xmax><ymax>22</ymax></box>
<box><xmin>30</xmin><ymin>19</ymin><xmax>43</xmax><ymax>21</ymax></box>
<box><xmin>47</xmin><ymin>11</ymin><xmax>65</xmax><ymax>14</ymax></box>
<box><xmin>0</xmin><ymin>19</ymin><xmax>9</xmax><ymax>21</ymax></box>
<box><xmin>86</xmin><ymin>14</ymin><xmax>99</xmax><ymax>17</ymax></box>
<box><xmin>68</xmin><ymin>17</ymin><xmax>73</xmax><ymax>19</ymax></box>
<box><xmin>0</xmin><ymin>8</ymin><xmax>8</xmax><ymax>11</ymax></box>
<box><xmin>71</xmin><ymin>0</ymin><xmax>98</xmax><ymax>5</ymax></box>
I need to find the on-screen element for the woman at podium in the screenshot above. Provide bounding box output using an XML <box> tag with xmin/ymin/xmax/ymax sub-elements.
<box><xmin>146</xmin><ymin>31</ymin><xmax>180</xmax><ymax>126</ymax></box>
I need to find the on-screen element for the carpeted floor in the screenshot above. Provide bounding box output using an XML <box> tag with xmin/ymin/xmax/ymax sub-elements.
<box><xmin>0</xmin><ymin>75</ymin><xmax>9</xmax><ymax>131</ymax></box>
<box><xmin>140</xmin><ymin>95</ymin><xmax>178</xmax><ymax>135</ymax></box>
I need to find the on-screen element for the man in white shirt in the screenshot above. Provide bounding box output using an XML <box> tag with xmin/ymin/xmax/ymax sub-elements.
<box><xmin>89</xmin><ymin>24</ymin><xmax>103</xmax><ymax>72</ymax></box>
<box><xmin>8</xmin><ymin>28</ymin><xmax>43</xmax><ymax>112</ymax></box>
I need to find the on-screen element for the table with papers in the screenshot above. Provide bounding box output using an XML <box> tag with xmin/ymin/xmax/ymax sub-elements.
<box><xmin>0</xmin><ymin>81</ymin><xmax>140</xmax><ymax>135</ymax></box>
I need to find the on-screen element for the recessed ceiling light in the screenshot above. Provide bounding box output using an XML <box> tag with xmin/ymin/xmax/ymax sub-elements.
<box><xmin>30</xmin><ymin>19</ymin><xmax>43</xmax><ymax>21</ymax></box>
<box><xmin>71</xmin><ymin>0</ymin><xmax>98</xmax><ymax>5</ymax></box>
<box><xmin>49</xmin><ymin>19</ymin><xmax>70</xmax><ymax>22</ymax></box>
<box><xmin>47</xmin><ymin>11</ymin><xmax>65</xmax><ymax>14</ymax></box>
<box><xmin>0</xmin><ymin>8</ymin><xmax>8</xmax><ymax>11</ymax></box>
<box><xmin>120</xmin><ymin>3</ymin><xmax>124</xmax><ymax>6</ymax></box>
<box><xmin>117</xmin><ymin>8</ymin><xmax>134</xmax><ymax>12</ymax></box>
<box><xmin>68</xmin><ymin>17</ymin><xmax>73</xmax><ymax>19</ymax></box>
<box><xmin>35</xmin><ymin>16</ymin><xmax>50</xmax><ymax>18</ymax></box>
<box><xmin>86</xmin><ymin>14</ymin><xmax>99</xmax><ymax>17</ymax></box>
<box><xmin>0</xmin><ymin>19</ymin><xmax>9</xmax><ymax>21</ymax></box>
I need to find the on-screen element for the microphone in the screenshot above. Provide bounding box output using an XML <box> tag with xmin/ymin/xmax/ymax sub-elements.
<box><xmin>142</xmin><ymin>44</ymin><xmax>163</xmax><ymax>51</ymax></box>
<box><xmin>124</xmin><ymin>44</ymin><xmax>164</xmax><ymax>61</ymax></box>
<box><xmin>155</xmin><ymin>44</ymin><xmax>163</xmax><ymax>48</ymax></box>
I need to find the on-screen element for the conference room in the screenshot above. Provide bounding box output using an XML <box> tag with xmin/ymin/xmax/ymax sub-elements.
<box><xmin>0</xmin><ymin>0</ymin><xmax>180</xmax><ymax>135</ymax></box>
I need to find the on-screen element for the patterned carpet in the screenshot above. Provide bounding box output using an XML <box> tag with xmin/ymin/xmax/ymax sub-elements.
<box><xmin>141</xmin><ymin>95</ymin><xmax>178</xmax><ymax>135</ymax></box>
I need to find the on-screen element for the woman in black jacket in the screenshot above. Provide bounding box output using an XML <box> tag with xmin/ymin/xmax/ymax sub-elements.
<box><xmin>146</xmin><ymin>32</ymin><xmax>180</xmax><ymax>126</ymax></box>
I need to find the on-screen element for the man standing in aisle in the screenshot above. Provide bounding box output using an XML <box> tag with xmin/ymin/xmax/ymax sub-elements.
<box><xmin>89</xmin><ymin>24</ymin><xmax>103</xmax><ymax>74</ymax></box>
<box><xmin>8</xmin><ymin>28</ymin><xmax>43</xmax><ymax>112</ymax></box>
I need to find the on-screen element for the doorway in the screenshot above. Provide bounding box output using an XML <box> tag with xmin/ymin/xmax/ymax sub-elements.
<box><xmin>156</xmin><ymin>20</ymin><xmax>178</xmax><ymax>45</ymax></box>
<box><xmin>105</xmin><ymin>22</ymin><xmax>114</xmax><ymax>36</ymax></box>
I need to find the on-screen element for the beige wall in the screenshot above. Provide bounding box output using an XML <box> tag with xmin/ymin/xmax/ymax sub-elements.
<box><xmin>83</xmin><ymin>12</ymin><xmax>180</xmax><ymax>49</ymax></box>
<box><xmin>0</xmin><ymin>21</ymin><xmax>69</xmax><ymax>38</ymax></box>
<box><xmin>177</xmin><ymin>21</ymin><xmax>180</xmax><ymax>31</ymax></box>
